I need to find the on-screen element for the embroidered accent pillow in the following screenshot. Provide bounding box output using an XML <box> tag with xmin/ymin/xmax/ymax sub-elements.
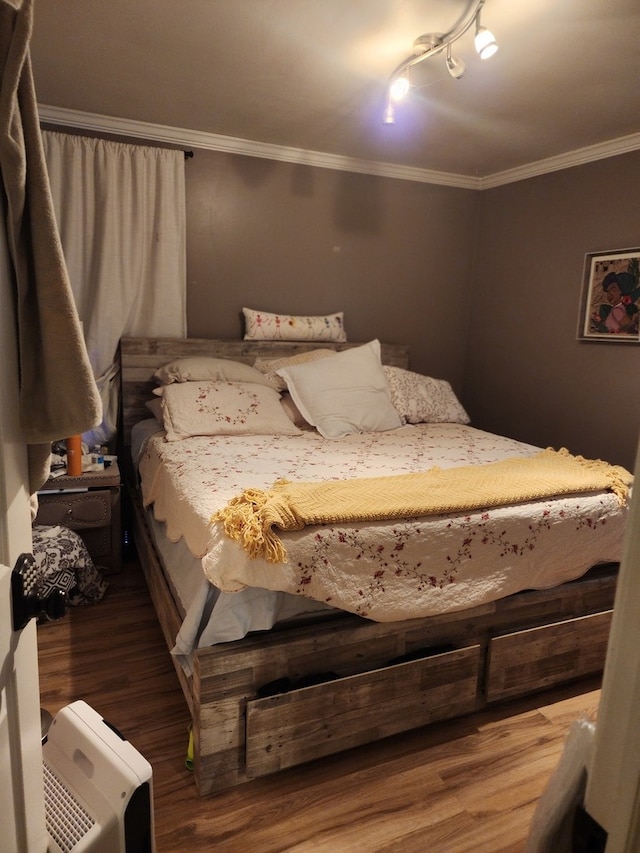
<box><xmin>160</xmin><ymin>381</ymin><xmax>301</xmax><ymax>441</ymax></box>
<box><xmin>243</xmin><ymin>307</ymin><xmax>346</xmax><ymax>342</ymax></box>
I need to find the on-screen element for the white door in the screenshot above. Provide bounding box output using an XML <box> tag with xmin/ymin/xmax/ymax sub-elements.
<box><xmin>0</xmin><ymin>197</ymin><xmax>49</xmax><ymax>851</ymax></box>
<box><xmin>584</xmin><ymin>437</ymin><xmax>640</xmax><ymax>852</ymax></box>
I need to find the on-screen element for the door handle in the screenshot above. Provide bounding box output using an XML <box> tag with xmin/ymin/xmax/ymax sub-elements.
<box><xmin>11</xmin><ymin>552</ymin><xmax>66</xmax><ymax>631</ymax></box>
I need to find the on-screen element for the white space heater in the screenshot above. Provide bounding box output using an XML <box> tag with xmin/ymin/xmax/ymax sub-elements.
<box><xmin>42</xmin><ymin>700</ymin><xmax>155</xmax><ymax>853</ymax></box>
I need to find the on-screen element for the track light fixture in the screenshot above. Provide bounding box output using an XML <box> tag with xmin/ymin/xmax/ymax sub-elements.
<box><xmin>383</xmin><ymin>0</ymin><xmax>498</xmax><ymax>124</ymax></box>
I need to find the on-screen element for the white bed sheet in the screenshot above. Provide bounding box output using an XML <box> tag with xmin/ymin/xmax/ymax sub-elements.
<box><xmin>136</xmin><ymin>421</ymin><xmax>627</xmax><ymax>638</ymax></box>
<box><xmin>146</xmin><ymin>510</ymin><xmax>334</xmax><ymax>670</ymax></box>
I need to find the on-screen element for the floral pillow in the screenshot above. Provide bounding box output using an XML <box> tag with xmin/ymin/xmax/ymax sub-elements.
<box><xmin>253</xmin><ymin>348</ymin><xmax>337</xmax><ymax>391</ymax></box>
<box><xmin>243</xmin><ymin>307</ymin><xmax>347</xmax><ymax>342</ymax></box>
<box><xmin>154</xmin><ymin>356</ymin><xmax>275</xmax><ymax>387</ymax></box>
<box><xmin>160</xmin><ymin>381</ymin><xmax>301</xmax><ymax>441</ymax></box>
<box><xmin>277</xmin><ymin>340</ymin><xmax>403</xmax><ymax>439</ymax></box>
<box><xmin>383</xmin><ymin>366</ymin><xmax>470</xmax><ymax>425</ymax></box>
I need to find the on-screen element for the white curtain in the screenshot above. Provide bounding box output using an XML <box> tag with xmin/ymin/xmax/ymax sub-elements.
<box><xmin>41</xmin><ymin>130</ymin><xmax>187</xmax><ymax>444</ymax></box>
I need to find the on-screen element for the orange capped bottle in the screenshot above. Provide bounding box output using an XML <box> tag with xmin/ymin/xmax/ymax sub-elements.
<box><xmin>65</xmin><ymin>435</ymin><xmax>82</xmax><ymax>476</ymax></box>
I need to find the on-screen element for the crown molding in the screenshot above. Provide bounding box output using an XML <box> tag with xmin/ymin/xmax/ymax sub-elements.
<box><xmin>479</xmin><ymin>132</ymin><xmax>640</xmax><ymax>189</ymax></box>
<box><xmin>38</xmin><ymin>104</ymin><xmax>640</xmax><ymax>191</ymax></box>
<box><xmin>37</xmin><ymin>105</ymin><xmax>481</xmax><ymax>189</ymax></box>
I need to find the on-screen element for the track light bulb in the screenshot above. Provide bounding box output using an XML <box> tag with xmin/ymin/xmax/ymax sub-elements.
<box><xmin>474</xmin><ymin>25</ymin><xmax>498</xmax><ymax>59</ymax></box>
<box><xmin>389</xmin><ymin>75</ymin><xmax>410</xmax><ymax>102</ymax></box>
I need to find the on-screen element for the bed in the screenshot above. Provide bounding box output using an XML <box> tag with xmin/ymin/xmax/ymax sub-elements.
<box><xmin>119</xmin><ymin>336</ymin><xmax>629</xmax><ymax>796</ymax></box>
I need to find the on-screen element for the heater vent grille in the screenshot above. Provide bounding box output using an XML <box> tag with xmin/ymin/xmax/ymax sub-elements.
<box><xmin>43</xmin><ymin>759</ymin><xmax>95</xmax><ymax>852</ymax></box>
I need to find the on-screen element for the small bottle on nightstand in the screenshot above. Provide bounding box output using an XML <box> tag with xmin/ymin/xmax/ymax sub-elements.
<box><xmin>65</xmin><ymin>435</ymin><xmax>82</xmax><ymax>476</ymax></box>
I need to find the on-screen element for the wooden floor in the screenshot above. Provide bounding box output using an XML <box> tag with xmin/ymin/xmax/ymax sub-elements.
<box><xmin>37</xmin><ymin>558</ymin><xmax>601</xmax><ymax>853</ymax></box>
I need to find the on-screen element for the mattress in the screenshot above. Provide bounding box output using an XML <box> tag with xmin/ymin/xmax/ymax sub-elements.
<box><xmin>134</xmin><ymin>419</ymin><xmax>628</xmax><ymax>664</ymax></box>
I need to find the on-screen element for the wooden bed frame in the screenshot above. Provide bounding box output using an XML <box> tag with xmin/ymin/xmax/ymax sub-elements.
<box><xmin>119</xmin><ymin>336</ymin><xmax>618</xmax><ymax>796</ymax></box>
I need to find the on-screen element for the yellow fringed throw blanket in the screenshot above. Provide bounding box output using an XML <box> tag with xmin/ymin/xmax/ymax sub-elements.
<box><xmin>213</xmin><ymin>448</ymin><xmax>633</xmax><ymax>564</ymax></box>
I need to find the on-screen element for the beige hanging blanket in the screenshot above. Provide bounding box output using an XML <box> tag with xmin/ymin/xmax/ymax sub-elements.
<box><xmin>214</xmin><ymin>447</ymin><xmax>633</xmax><ymax>563</ymax></box>
<box><xmin>0</xmin><ymin>0</ymin><xmax>101</xmax><ymax>491</ymax></box>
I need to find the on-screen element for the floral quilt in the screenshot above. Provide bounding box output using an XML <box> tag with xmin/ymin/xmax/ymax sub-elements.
<box><xmin>138</xmin><ymin>424</ymin><xmax>627</xmax><ymax>621</ymax></box>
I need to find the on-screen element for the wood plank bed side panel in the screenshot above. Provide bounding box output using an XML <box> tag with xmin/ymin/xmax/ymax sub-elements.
<box><xmin>126</xmin><ymin>478</ymin><xmax>248</xmax><ymax>795</ymax></box>
<box><xmin>245</xmin><ymin>645</ymin><xmax>482</xmax><ymax>777</ymax></box>
<box><xmin>487</xmin><ymin>609</ymin><xmax>613</xmax><ymax>703</ymax></box>
<box><xmin>127</xmin><ymin>482</ymin><xmax>195</xmax><ymax>717</ymax></box>
<box><xmin>478</xmin><ymin>566</ymin><xmax>618</xmax><ymax>635</ymax></box>
<box><xmin>194</xmin><ymin>608</ymin><xmax>485</xmax><ymax>689</ymax></box>
<box><xmin>191</xmin><ymin>564</ymin><xmax>619</xmax><ymax>695</ymax></box>
<box><xmin>191</xmin><ymin>565</ymin><xmax>618</xmax><ymax>691</ymax></box>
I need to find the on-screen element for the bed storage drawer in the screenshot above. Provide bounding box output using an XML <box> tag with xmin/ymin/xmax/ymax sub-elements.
<box><xmin>486</xmin><ymin>610</ymin><xmax>613</xmax><ymax>703</ymax></box>
<box><xmin>245</xmin><ymin>643</ymin><xmax>482</xmax><ymax>779</ymax></box>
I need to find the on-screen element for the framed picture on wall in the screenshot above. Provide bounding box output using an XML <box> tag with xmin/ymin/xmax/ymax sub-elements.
<box><xmin>579</xmin><ymin>248</ymin><xmax>640</xmax><ymax>342</ymax></box>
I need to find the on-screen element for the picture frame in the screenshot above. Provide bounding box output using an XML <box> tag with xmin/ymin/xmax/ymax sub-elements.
<box><xmin>578</xmin><ymin>248</ymin><xmax>640</xmax><ymax>342</ymax></box>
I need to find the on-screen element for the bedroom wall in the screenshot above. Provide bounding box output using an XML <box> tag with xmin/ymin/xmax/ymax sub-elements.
<box><xmin>464</xmin><ymin>150</ymin><xmax>640</xmax><ymax>472</ymax></box>
<box><xmin>40</xmin><ymin>125</ymin><xmax>639</xmax><ymax>471</ymax></box>
<box><xmin>185</xmin><ymin>151</ymin><xmax>478</xmax><ymax>392</ymax></box>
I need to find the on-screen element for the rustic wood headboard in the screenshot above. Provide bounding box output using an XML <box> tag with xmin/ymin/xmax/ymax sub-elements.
<box><xmin>118</xmin><ymin>336</ymin><xmax>410</xmax><ymax>449</ymax></box>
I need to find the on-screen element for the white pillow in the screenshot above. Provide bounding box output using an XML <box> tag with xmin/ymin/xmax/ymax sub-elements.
<box><xmin>383</xmin><ymin>366</ymin><xmax>470</xmax><ymax>425</ymax></box>
<box><xmin>243</xmin><ymin>307</ymin><xmax>347</xmax><ymax>342</ymax></box>
<box><xmin>253</xmin><ymin>349</ymin><xmax>337</xmax><ymax>391</ymax></box>
<box><xmin>160</xmin><ymin>381</ymin><xmax>301</xmax><ymax>441</ymax></box>
<box><xmin>154</xmin><ymin>356</ymin><xmax>276</xmax><ymax>387</ymax></box>
<box><xmin>277</xmin><ymin>340</ymin><xmax>403</xmax><ymax>439</ymax></box>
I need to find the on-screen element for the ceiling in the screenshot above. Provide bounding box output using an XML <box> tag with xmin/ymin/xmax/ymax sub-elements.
<box><xmin>29</xmin><ymin>0</ymin><xmax>640</xmax><ymax>184</ymax></box>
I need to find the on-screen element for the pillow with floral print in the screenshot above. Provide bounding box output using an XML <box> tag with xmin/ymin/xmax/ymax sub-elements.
<box><xmin>160</xmin><ymin>381</ymin><xmax>301</xmax><ymax>441</ymax></box>
<box><xmin>383</xmin><ymin>366</ymin><xmax>470</xmax><ymax>425</ymax></box>
<box><xmin>243</xmin><ymin>307</ymin><xmax>347</xmax><ymax>342</ymax></box>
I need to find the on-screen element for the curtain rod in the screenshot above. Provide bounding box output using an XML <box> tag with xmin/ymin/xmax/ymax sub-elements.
<box><xmin>184</xmin><ymin>150</ymin><xmax>194</xmax><ymax>159</ymax></box>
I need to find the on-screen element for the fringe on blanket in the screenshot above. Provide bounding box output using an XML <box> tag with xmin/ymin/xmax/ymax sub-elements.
<box><xmin>214</xmin><ymin>485</ymin><xmax>296</xmax><ymax>563</ymax></box>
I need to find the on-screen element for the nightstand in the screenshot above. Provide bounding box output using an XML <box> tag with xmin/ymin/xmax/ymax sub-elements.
<box><xmin>35</xmin><ymin>462</ymin><xmax>122</xmax><ymax>573</ymax></box>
